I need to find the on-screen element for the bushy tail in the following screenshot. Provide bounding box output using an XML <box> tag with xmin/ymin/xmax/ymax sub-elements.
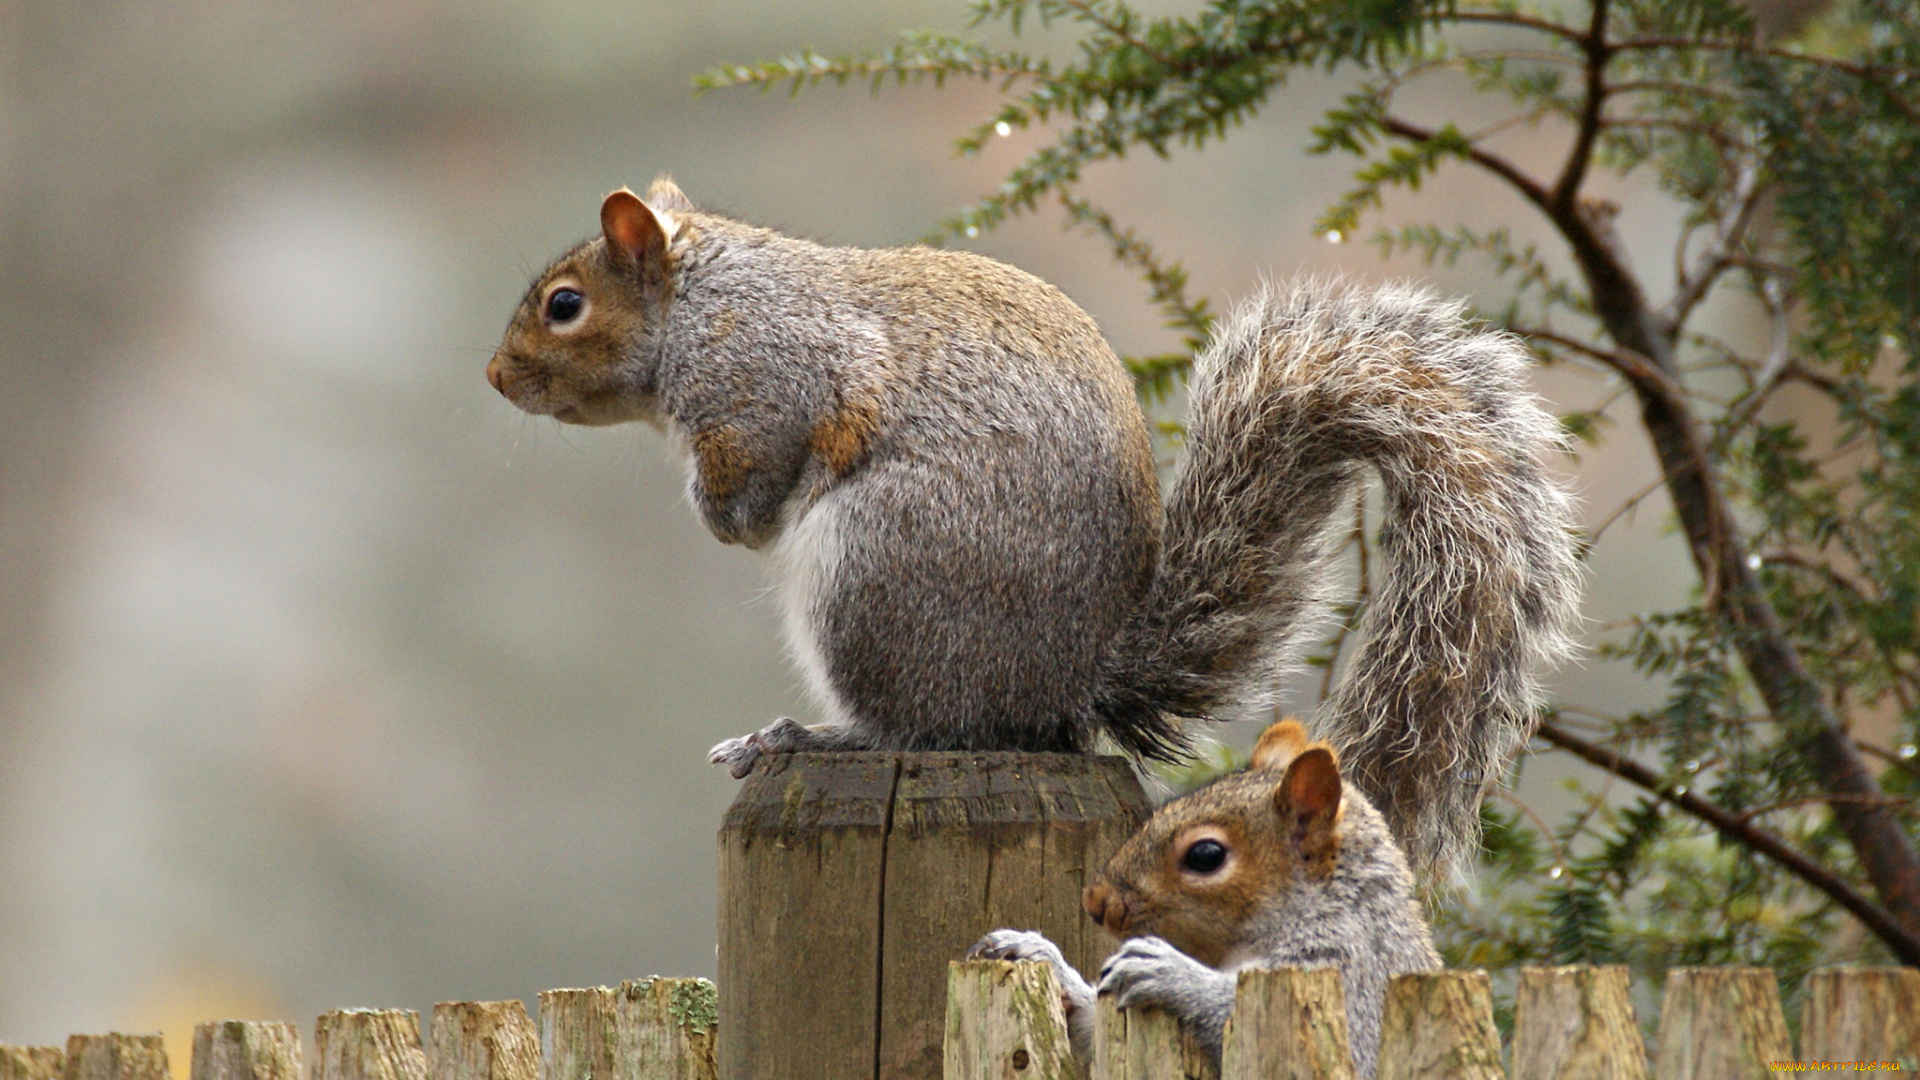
<box><xmin>1095</xmin><ymin>278</ymin><xmax>1582</xmax><ymax>874</ymax></box>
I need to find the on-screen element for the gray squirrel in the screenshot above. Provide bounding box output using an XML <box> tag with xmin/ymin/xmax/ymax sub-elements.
<box><xmin>971</xmin><ymin>719</ymin><xmax>1442</xmax><ymax>1080</ymax></box>
<box><xmin>486</xmin><ymin>178</ymin><xmax>1581</xmax><ymax>876</ymax></box>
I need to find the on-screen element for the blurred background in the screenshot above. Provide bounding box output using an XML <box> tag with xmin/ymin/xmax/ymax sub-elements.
<box><xmin>0</xmin><ymin>0</ymin><xmax>1710</xmax><ymax>1066</ymax></box>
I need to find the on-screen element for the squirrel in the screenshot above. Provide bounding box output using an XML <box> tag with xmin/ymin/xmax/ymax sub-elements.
<box><xmin>486</xmin><ymin>178</ymin><xmax>1581</xmax><ymax>875</ymax></box>
<box><xmin>971</xmin><ymin>719</ymin><xmax>1442</xmax><ymax>1080</ymax></box>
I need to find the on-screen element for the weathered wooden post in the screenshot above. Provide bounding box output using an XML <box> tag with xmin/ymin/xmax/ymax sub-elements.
<box><xmin>612</xmin><ymin>978</ymin><xmax>718</xmax><ymax>1080</ymax></box>
<box><xmin>718</xmin><ymin>750</ymin><xmax>1148</xmax><ymax>1080</ymax></box>
<box><xmin>1093</xmin><ymin>997</ymin><xmax>1214</xmax><ymax>1080</ymax></box>
<box><xmin>428</xmin><ymin>1002</ymin><xmax>539</xmax><ymax>1080</ymax></box>
<box><xmin>1510</xmin><ymin>966</ymin><xmax>1647</xmax><ymax>1080</ymax></box>
<box><xmin>191</xmin><ymin>1022</ymin><xmax>302</xmax><ymax>1080</ymax></box>
<box><xmin>1799</xmin><ymin>966</ymin><xmax>1920</xmax><ymax>1069</ymax></box>
<box><xmin>64</xmin><ymin>1036</ymin><xmax>168</xmax><ymax>1080</ymax></box>
<box><xmin>1373</xmin><ymin>971</ymin><xmax>1504</xmax><ymax>1080</ymax></box>
<box><xmin>538</xmin><ymin>989</ymin><xmax>615</xmax><ymax>1080</ymax></box>
<box><xmin>942</xmin><ymin>960</ymin><xmax>1074</xmax><ymax>1080</ymax></box>
<box><xmin>1651</xmin><ymin>968</ymin><xmax>1790</xmax><ymax>1080</ymax></box>
<box><xmin>1220</xmin><ymin>968</ymin><xmax>1353</xmax><ymax>1080</ymax></box>
<box><xmin>314</xmin><ymin>1010</ymin><xmax>429</xmax><ymax>1080</ymax></box>
<box><xmin>0</xmin><ymin>1046</ymin><xmax>65</xmax><ymax>1080</ymax></box>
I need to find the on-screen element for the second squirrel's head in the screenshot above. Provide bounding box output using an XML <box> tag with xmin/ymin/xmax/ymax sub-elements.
<box><xmin>1083</xmin><ymin>720</ymin><xmax>1346</xmax><ymax>968</ymax></box>
<box><xmin>487</xmin><ymin>179</ymin><xmax>694</xmax><ymax>426</ymax></box>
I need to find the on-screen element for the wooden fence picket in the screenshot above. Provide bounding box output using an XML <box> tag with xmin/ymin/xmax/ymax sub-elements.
<box><xmin>23</xmin><ymin>957</ymin><xmax>1920</xmax><ymax>1080</ymax></box>
<box><xmin>942</xmin><ymin>960</ymin><xmax>1074</xmax><ymax>1080</ymax></box>
<box><xmin>0</xmin><ymin>1046</ymin><xmax>65</xmax><ymax>1080</ymax></box>
<box><xmin>1219</xmin><ymin>968</ymin><xmax>1351</xmax><ymax>1080</ymax></box>
<box><xmin>314</xmin><ymin>1011</ymin><xmax>429</xmax><ymax>1080</ymax></box>
<box><xmin>1372</xmin><ymin>971</ymin><xmax>1504</xmax><ymax>1080</ymax></box>
<box><xmin>0</xmin><ymin>1037</ymin><xmax>63</xmax><ymax>1076</ymax></box>
<box><xmin>1509</xmin><ymin>966</ymin><xmax>1646</xmax><ymax>1080</ymax></box>
<box><xmin>428</xmin><ymin>1003</ymin><xmax>538</xmax><ymax>1080</ymax></box>
<box><xmin>1092</xmin><ymin>997</ymin><xmax>1214</xmax><ymax>1080</ymax></box>
<box><xmin>1651</xmin><ymin>968</ymin><xmax>1790</xmax><ymax>1080</ymax></box>
<box><xmin>65</xmin><ymin>1036</ymin><xmax>169</xmax><ymax>1080</ymax></box>
<box><xmin>1800</xmin><ymin>967</ymin><xmax>1920</xmax><ymax>1070</ymax></box>
<box><xmin>190</xmin><ymin>1022</ymin><xmax>301</xmax><ymax>1080</ymax></box>
<box><xmin>536</xmin><ymin>989</ymin><xmax>615</xmax><ymax>1080</ymax></box>
<box><xmin>610</xmin><ymin>978</ymin><xmax>716</xmax><ymax>1080</ymax></box>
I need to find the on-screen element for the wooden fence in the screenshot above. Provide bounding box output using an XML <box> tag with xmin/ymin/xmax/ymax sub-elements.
<box><xmin>5</xmin><ymin>965</ymin><xmax>1915</xmax><ymax>1080</ymax></box>
<box><xmin>0</xmin><ymin>979</ymin><xmax>716</xmax><ymax>1080</ymax></box>
<box><xmin>946</xmin><ymin>962</ymin><xmax>1920</xmax><ymax>1079</ymax></box>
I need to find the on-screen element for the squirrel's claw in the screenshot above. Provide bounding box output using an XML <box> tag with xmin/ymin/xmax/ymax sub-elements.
<box><xmin>968</xmin><ymin>929</ymin><xmax>1097</xmax><ymax>1044</ymax></box>
<box><xmin>968</xmin><ymin>929</ymin><xmax>1067</xmax><ymax>968</ymax></box>
<box><xmin>1096</xmin><ymin>936</ymin><xmax>1225</xmax><ymax>1013</ymax></box>
<box><xmin>706</xmin><ymin>734</ymin><xmax>761</xmax><ymax>778</ymax></box>
<box><xmin>707</xmin><ymin>717</ymin><xmax>810</xmax><ymax>778</ymax></box>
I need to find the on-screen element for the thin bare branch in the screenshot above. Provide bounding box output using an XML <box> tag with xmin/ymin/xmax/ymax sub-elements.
<box><xmin>1550</xmin><ymin>0</ymin><xmax>1612</xmax><ymax>211</ymax></box>
<box><xmin>1450</xmin><ymin>9</ymin><xmax>1592</xmax><ymax>47</ymax></box>
<box><xmin>1861</xmin><ymin>741</ymin><xmax>1920</xmax><ymax>781</ymax></box>
<box><xmin>1493</xmin><ymin>787</ymin><xmax>1573</xmax><ymax>869</ymax></box>
<box><xmin>1762</xmin><ymin>550</ymin><xmax>1880</xmax><ymax>603</ymax></box>
<box><xmin>1665</xmin><ymin>153</ymin><xmax>1765</xmax><ymax>327</ymax></box>
<box><xmin>1536</xmin><ymin>719</ymin><xmax>1920</xmax><ymax>964</ymax></box>
<box><xmin>1588</xmin><ymin>473</ymin><xmax>1668</xmax><ymax>545</ymax></box>
<box><xmin>1736</xmin><ymin>794</ymin><xmax>1915</xmax><ymax>824</ymax></box>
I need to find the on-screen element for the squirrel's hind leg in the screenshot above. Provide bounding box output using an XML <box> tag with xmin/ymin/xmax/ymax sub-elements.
<box><xmin>706</xmin><ymin>718</ymin><xmax>868</xmax><ymax>778</ymax></box>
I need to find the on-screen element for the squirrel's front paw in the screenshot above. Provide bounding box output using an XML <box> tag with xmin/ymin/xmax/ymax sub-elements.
<box><xmin>967</xmin><ymin>930</ymin><xmax>1095</xmax><ymax>1014</ymax></box>
<box><xmin>968</xmin><ymin>929</ymin><xmax>1069</xmax><ymax>968</ymax></box>
<box><xmin>707</xmin><ymin>717</ymin><xmax>809</xmax><ymax>779</ymax></box>
<box><xmin>1096</xmin><ymin>937</ymin><xmax>1233</xmax><ymax>1022</ymax></box>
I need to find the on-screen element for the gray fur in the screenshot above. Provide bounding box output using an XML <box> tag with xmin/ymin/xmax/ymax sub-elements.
<box><xmin>495</xmin><ymin>190</ymin><xmax>1581</xmax><ymax>867</ymax></box>
<box><xmin>973</xmin><ymin>782</ymin><xmax>1439</xmax><ymax>1080</ymax></box>
<box><xmin>631</xmin><ymin>207</ymin><xmax>1164</xmax><ymax>760</ymax></box>
<box><xmin>1101</xmin><ymin>279</ymin><xmax>1583</xmax><ymax>872</ymax></box>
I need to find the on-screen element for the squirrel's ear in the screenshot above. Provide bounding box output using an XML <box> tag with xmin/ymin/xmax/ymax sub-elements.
<box><xmin>601</xmin><ymin>187</ymin><xmax>674</xmax><ymax>263</ymax></box>
<box><xmin>1273</xmin><ymin>747</ymin><xmax>1342</xmax><ymax>876</ymax></box>
<box><xmin>646</xmin><ymin>176</ymin><xmax>695</xmax><ymax>214</ymax></box>
<box><xmin>1250</xmin><ymin>719</ymin><xmax>1310</xmax><ymax>771</ymax></box>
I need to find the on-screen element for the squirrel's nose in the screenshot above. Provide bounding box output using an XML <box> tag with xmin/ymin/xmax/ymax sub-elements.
<box><xmin>1083</xmin><ymin>881</ymin><xmax>1127</xmax><ymax>934</ymax></box>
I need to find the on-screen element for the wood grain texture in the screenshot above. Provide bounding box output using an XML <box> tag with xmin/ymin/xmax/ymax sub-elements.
<box><xmin>719</xmin><ymin>751</ymin><xmax>897</xmax><ymax>1080</ymax></box>
<box><xmin>537</xmin><ymin>989</ymin><xmax>615</xmax><ymax>1080</ymax></box>
<box><xmin>1220</xmin><ymin>968</ymin><xmax>1354</xmax><ymax>1080</ymax></box>
<box><xmin>1799</xmin><ymin>967</ymin><xmax>1920</xmax><ymax>1069</ymax></box>
<box><xmin>612</xmin><ymin>978</ymin><xmax>717</xmax><ymax>1080</ymax></box>
<box><xmin>314</xmin><ymin>1011</ymin><xmax>429</xmax><ymax>1080</ymax></box>
<box><xmin>428</xmin><ymin>1002</ymin><xmax>537</xmax><ymax>1080</ymax></box>
<box><xmin>718</xmin><ymin>751</ymin><xmax>1147</xmax><ymax>1080</ymax></box>
<box><xmin>1652</xmin><ymin>968</ymin><xmax>1790</xmax><ymax>1080</ymax></box>
<box><xmin>942</xmin><ymin>961</ymin><xmax>1075</xmax><ymax>1080</ymax></box>
<box><xmin>879</xmin><ymin>754</ymin><xmax>1147</xmax><ymax>1079</ymax></box>
<box><xmin>1373</xmin><ymin>971</ymin><xmax>1503</xmax><ymax>1080</ymax></box>
<box><xmin>1510</xmin><ymin>966</ymin><xmax>1647</xmax><ymax>1080</ymax></box>
<box><xmin>0</xmin><ymin>1045</ymin><xmax>65</xmax><ymax>1080</ymax></box>
<box><xmin>190</xmin><ymin>1022</ymin><xmax>301</xmax><ymax>1080</ymax></box>
<box><xmin>1092</xmin><ymin>997</ymin><xmax>1215</xmax><ymax>1080</ymax></box>
<box><xmin>65</xmin><ymin>1036</ymin><xmax>169</xmax><ymax>1080</ymax></box>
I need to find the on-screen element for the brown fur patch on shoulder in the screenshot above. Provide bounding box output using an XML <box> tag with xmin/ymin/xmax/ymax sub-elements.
<box><xmin>693</xmin><ymin>425</ymin><xmax>752</xmax><ymax>504</ymax></box>
<box><xmin>808</xmin><ymin>388</ymin><xmax>882</xmax><ymax>480</ymax></box>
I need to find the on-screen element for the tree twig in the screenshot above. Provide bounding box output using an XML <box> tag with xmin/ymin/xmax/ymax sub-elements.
<box><xmin>1535</xmin><ymin>718</ymin><xmax>1920</xmax><ymax>964</ymax></box>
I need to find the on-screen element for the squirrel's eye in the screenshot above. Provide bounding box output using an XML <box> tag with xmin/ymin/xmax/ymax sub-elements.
<box><xmin>1181</xmin><ymin>839</ymin><xmax>1228</xmax><ymax>874</ymax></box>
<box><xmin>545</xmin><ymin>288</ymin><xmax>585</xmax><ymax>324</ymax></box>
